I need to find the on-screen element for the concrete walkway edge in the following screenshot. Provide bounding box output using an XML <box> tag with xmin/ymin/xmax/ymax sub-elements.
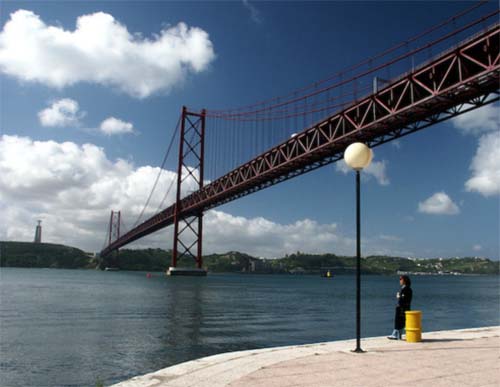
<box><xmin>110</xmin><ymin>326</ymin><xmax>500</xmax><ymax>387</ymax></box>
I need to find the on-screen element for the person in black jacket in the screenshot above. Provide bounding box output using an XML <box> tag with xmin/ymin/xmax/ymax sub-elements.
<box><xmin>388</xmin><ymin>275</ymin><xmax>412</xmax><ymax>340</ymax></box>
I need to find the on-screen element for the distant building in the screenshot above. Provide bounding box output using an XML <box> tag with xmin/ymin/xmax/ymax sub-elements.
<box><xmin>34</xmin><ymin>220</ymin><xmax>42</xmax><ymax>243</ymax></box>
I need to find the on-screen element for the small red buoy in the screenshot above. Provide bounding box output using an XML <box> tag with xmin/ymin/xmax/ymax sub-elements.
<box><xmin>146</xmin><ymin>273</ymin><xmax>152</xmax><ymax>278</ymax></box>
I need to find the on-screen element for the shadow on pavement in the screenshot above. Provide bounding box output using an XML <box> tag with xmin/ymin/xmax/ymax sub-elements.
<box><xmin>419</xmin><ymin>338</ymin><xmax>465</xmax><ymax>343</ymax></box>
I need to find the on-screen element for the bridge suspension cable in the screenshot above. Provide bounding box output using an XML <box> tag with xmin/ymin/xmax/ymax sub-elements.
<box><xmin>207</xmin><ymin>1</ymin><xmax>493</xmax><ymax>119</ymax></box>
<box><xmin>131</xmin><ymin>115</ymin><xmax>181</xmax><ymax>228</ymax></box>
<box><xmin>202</xmin><ymin>5</ymin><xmax>500</xmax><ymax>187</ymax></box>
<box><xmin>101</xmin><ymin>221</ymin><xmax>111</xmax><ymax>251</ymax></box>
<box><xmin>120</xmin><ymin>216</ymin><xmax>131</xmax><ymax>236</ymax></box>
<box><xmin>153</xmin><ymin>113</ymin><xmax>201</xmax><ymax>213</ymax></box>
<box><xmin>155</xmin><ymin>172</ymin><xmax>176</xmax><ymax>213</ymax></box>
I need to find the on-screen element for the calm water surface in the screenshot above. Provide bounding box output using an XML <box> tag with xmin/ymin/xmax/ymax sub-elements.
<box><xmin>0</xmin><ymin>268</ymin><xmax>498</xmax><ymax>387</ymax></box>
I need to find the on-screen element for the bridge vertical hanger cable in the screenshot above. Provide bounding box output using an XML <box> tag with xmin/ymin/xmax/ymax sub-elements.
<box><xmin>274</xmin><ymin>98</ymin><xmax>278</xmax><ymax>145</ymax></box>
<box><xmin>220</xmin><ymin>116</ymin><xmax>224</xmax><ymax>174</ymax></box>
<box><xmin>231</xmin><ymin>118</ymin><xmax>234</xmax><ymax>173</ymax></box>
<box><xmin>253</xmin><ymin>110</ymin><xmax>257</xmax><ymax>163</ymax></box>
<box><xmin>233</xmin><ymin>115</ymin><xmax>237</xmax><ymax>170</ymax></box>
<box><xmin>228</xmin><ymin>117</ymin><xmax>231</xmax><ymax>173</ymax></box>
<box><xmin>211</xmin><ymin>6</ymin><xmax>492</xmax><ymax>121</ymax></box>
<box><xmin>210</xmin><ymin>116</ymin><xmax>215</xmax><ymax>180</ymax></box>
<box><xmin>231</xmin><ymin>114</ymin><xmax>235</xmax><ymax>171</ymax></box>
<box><xmin>224</xmin><ymin>117</ymin><xmax>228</xmax><ymax>175</ymax></box>
<box><xmin>215</xmin><ymin>85</ymin><xmax>370</xmax><ymax>122</ymax></box>
<box><xmin>267</xmin><ymin>102</ymin><xmax>271</xmax><ymax>148</ymax></box>
<box><xmin>238</xmin><ymin>115</ymin><xmax>242</xmax><ymax>168</ymax></box>
<box><xmin>207</xmin><ymin>0</ymin><xmax>487</xmax><ymax>117</ymax></box>
<box><xmin>206</xmin><ymin>116</ymin><xmax>211</xmax><ymax>181</ymax></box>
<box><xmin>216</xmin><ymin>115</ymin><xmax>220</xmax><ymax>179</ymax></box>
<box><xmin>207</xmin><ymin>8</ymin><xmax>498</xmax><ymax>123</ymax></box>
<box><xmin>270</xmin><ymin>99</ymin><xmax>273</xmax><ymax>147</ymax></box>
<box><xmin>217</xmin><ymin>117</ymin><xmax>220</xmax><ymax>178</ymax></box>
<box><xmin>212</xmin><ymin>116</ymin><xmax>216</xmax><ymax>180</ymax></box>
<box><xmin>256</xmin><ymin>108</ymin><xmax>260</xmax><ymax>157</ymax></box>
<box><xmin>221</xmin><ymin>117</ymin><xmax>225</xmax><ymax>174</ymax></box>
<box><xmin>211</xmin><ymin>116</ymin><xmax>216</xmax><ymax>180</ymax></box>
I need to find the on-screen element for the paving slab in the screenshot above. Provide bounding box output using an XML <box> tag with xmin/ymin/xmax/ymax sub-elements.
<box><xmin>111</xmin><ymin>326</ymin><xmax>500</xmax><ymax>387</ymax></box>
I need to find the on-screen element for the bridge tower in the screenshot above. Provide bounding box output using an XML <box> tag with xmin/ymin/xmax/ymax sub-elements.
<box><xmin>105</xmin><ymin>210</ymin><xmax>121</xmax><ymax>269</ymax></box>
<box><xmin>169</xmin><ymin>106</ymin><xmax>206</xmax><ymax>275</ymax></box>
<box><xmin>108</xmin><ymin>210</ymin><xmax>121</xmax><ymax>245</ymax></box>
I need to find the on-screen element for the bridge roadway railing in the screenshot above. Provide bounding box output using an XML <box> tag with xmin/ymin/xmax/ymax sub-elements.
<box><xmin>101</xmin><ymin>24</ymin><xmax>499</xmax><ymax>256</ymax></box>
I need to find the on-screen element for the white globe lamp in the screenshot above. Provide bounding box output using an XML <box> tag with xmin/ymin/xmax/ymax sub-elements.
<box><xmin>344</xmin><ymin>142</ymin><xmax>373</xmax><ymax>171</ymax></box>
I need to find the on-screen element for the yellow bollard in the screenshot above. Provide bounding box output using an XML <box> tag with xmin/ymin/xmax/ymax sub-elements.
<box><xmin>405</xmin><ymin>310</ymin><xmax>422</xmax><ymax>342</ymax></box>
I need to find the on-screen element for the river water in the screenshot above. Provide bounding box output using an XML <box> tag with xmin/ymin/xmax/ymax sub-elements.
<box><xmin>0</xmin><ymin>268</ymin><xmax>498</xmax><ymax>387</ymax></box>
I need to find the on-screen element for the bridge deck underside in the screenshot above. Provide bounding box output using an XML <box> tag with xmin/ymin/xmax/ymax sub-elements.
<box><xmin>101</xmin><ymin>25</ymin><xmax>499</xmax><ymax>256</ymax></box>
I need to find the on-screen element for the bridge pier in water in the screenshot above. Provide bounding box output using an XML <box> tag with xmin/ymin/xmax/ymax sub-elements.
<box><xmin>166</xmin><ymin>267</ymin><xmax>207</xmax><ymax>276</ymax></box>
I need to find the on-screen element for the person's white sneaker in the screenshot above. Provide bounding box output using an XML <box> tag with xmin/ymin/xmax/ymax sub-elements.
<box><xmin>387</xmin><ymin>329</ymin><xmax>401</xmax><ymax>340</ymax></box>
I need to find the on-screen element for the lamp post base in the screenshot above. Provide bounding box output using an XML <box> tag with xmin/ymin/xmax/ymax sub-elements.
<box><xmin>351</xmin><ymin>347</ymin><xmax>365</xmax><ymax>353</ymax></box>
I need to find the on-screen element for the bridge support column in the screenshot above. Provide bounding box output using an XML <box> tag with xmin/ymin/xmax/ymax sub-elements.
<box><xmin>171</xmin><ymin>107</ymin><xmax>206</xmax><ymax>274</ymax></box>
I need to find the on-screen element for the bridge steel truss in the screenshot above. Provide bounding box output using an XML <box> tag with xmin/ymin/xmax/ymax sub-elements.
<box><xmin>101</xmin><ymin>24</ymin><xmax>499</xmax><ymax>258</ymax></box>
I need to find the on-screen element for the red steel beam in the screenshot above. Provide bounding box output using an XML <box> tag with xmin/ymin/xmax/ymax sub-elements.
<box><xmin>101</xmin><ymin>24</ymin><xmax>499</xmax><ymax>256</ymax></box>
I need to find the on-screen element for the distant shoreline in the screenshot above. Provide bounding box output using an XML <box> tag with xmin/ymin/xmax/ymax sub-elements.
<box><xmin>0</xmin><ymin>267</ymin><xmax>497</xmax><ymax>277</ymax></box>
<box><xmin>1</xmin><ymin>241</ymin><xmax>498</xmax><ymax>275</ymax></box>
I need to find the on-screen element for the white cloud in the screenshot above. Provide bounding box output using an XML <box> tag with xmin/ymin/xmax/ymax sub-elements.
<box><xmin>451</xmin><ymin>104</ymin><xmax>500</xmax><ymax>197</ymax></box>
<box><xmin>379</xmin><ymin>234</ymin><xmax>402</xmax><ymax>242</ymax></box>
<box><xmin>418</xmin><ymin>192</ymin><xmax>460</xmax><ymax>215</ymax></box>
<box><xmin>203</xmin><ymin>212</ymin><xmax>353</xmax><ymax>258</ymax></box>
<box><xmin>0</xmin><ymin>10</ymin><xmax>216</xmax><ymax>98</ymax></box>
<box><xmin>452</xmin><ymin>103</ymin><xmax>498</xmax><ymax>136</ymax></box>
<box><xmin>0</xmin><ymin>135</ymin><xmax>357</xmax><ymax>257</ymax></box>
<box><xmin>99</xmin><ymin>117</ymin><xmax>134</xmax><ymax>135</ymax></box>
<box><xmin>0</xmin><ymin>135</ymin><xmax>190</xmax><ymax>250</ymax></box>
<box><xmin>365</xmin><ymin>160</ymin><xmax>390</xmax><ymax>186</ymax></box>
<box><xmin>473</xmin><ymin>244</ymin><xmax>482</xmax><ymax>252</ymax></box>
<box><xmin>242</xmin><ymin>0</ymin><xmax>262</xmax><ymax>24</ymax></box>
<box><xmin>391</xmin><ymin>140</ymin><xmax>401</xmax><ymax>149</ymax></box>
<box><xmin>132</xmin><ymin>209</ymin><xmax>416</xmax><ymax>258</ymax></box>
<box><xmin>464</xmin><ymin>131</ymin><xmax>500</xmax><ymax>197</ymax></box>
<box><xmin>38</xmin><ymin>98</ymin><xmax>84</xmax><ymax>127</ymax></box>
<box><xmin>0</xmin><ymin>135</ymin><xmax>419</xmax><ymax>258</ymax></box>
<box><xmin>336</xmin><ymin>158</ymin><xmax>389</xmax><ymax>185</ymax></box>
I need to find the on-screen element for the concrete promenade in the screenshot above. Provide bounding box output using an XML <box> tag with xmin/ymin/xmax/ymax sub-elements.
<box><xmin>111</xmin><ymin>326</ymin><xmax>500</xmax><ymax>387</ymax></box>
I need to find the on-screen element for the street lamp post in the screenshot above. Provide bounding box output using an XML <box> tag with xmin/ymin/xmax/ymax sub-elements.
<box><xmin>344</xmin><ymin>142</ymin><xmax>373</xmax><ymax>353</ymax></box>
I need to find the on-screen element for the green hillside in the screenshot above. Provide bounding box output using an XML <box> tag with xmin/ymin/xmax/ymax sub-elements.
<box><xmin>105</xmin><ymin>248</ymin><xmax>171</xmax><ymax>271</ymax></box>
<box><xmin>0</xmin><ymin>241</ymin><xmax>94</xmax><ymax>269</ymax></box>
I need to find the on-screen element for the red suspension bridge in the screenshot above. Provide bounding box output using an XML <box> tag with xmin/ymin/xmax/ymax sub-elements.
<box><xmin>101</xmin><ymin>4</ymin><xmax>499</xmax><ymax>270</ymax></box>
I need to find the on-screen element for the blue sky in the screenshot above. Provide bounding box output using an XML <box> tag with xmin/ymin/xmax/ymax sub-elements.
<box><xmin>0</xmin><ymin>1</ymin><xmax>498</xmax><ymax>259</ymax></box>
